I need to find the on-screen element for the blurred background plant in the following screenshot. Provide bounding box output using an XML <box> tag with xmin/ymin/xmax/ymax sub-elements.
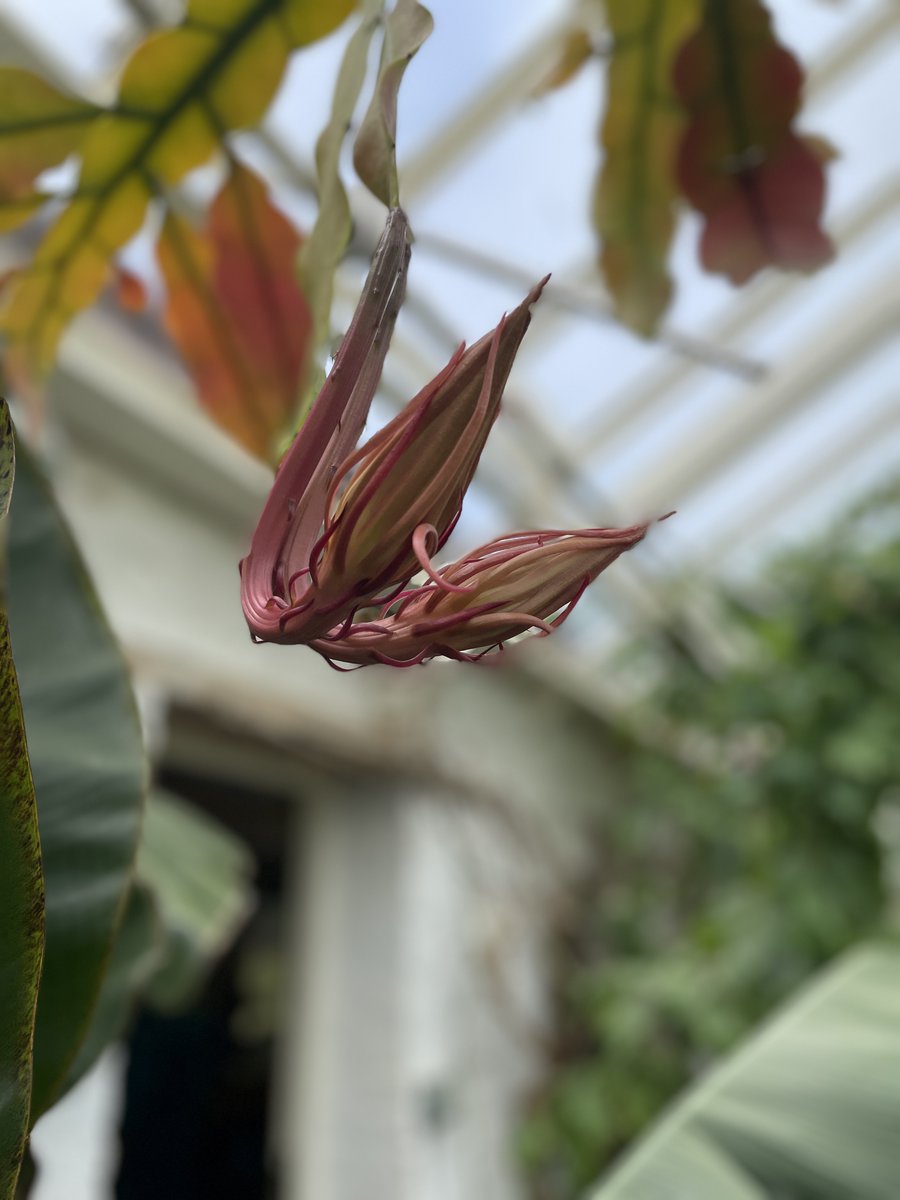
<box><xmin>520</xmin><ymin>484</ymin><xmax>900</xmax><ymax>1198</ymax></box>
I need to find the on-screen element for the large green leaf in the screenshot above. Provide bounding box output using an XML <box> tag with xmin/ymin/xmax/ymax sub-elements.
<box><xmin>0</xmin><ymin>403</ymin><xmax>43</xmax><ymax>1200</ymax></box>
<box><xmin>589</xmin><ymin>945</ymin><xmax>900</xmax><ymax>1200</ymax></box>
<box><xmin>137</xmin><ymin>791</ymin><xmax>256</xmax><ymax>1012</ymax></box>
<box><xmin>7</xmin><ymin>443</ymin><xmax>147</xmax><ymax>1121</ymax></box>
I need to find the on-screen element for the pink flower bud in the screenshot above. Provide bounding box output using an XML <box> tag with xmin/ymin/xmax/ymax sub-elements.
<box><xmin>240</xmin><ymin>209</ymin><xmax>411</xmax><ymax>644</ymax></box>
<box><xmin>310</xmin><ymin>522</ymin><xmax>652</xmax><ymax>668</ymax></box>
<box><xmin>241</xmin><ymin>208</ymin><xmax>663</xmax><ymax>668</ymax></box>
<box><xmin>309</xmin><ymin>277</ymin><xmax>547</xmax><ymax>613</ymax></box>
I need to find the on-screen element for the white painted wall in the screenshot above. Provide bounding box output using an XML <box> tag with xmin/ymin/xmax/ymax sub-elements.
<box><xmin>30</xmin><ymin>1050</ymin><xmax>126</xmax><ymax>1200</ymax></box>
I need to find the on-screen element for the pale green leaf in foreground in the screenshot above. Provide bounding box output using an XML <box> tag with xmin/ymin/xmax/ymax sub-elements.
<box><xmin>589</xmin><ymin>944</ymin><xmax>900</xmax><ymax>1200</ymax></box>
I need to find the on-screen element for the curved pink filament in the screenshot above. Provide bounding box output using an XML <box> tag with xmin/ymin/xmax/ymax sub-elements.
<box><xmin>412</xmin><ymin>524</ymin><xmax>476</xmax><ymax>594</ymax></box>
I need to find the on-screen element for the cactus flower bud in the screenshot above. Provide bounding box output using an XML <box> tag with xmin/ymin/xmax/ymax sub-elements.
<box><xmin>240</xmin><ymin>208</ymin><xmax>411</xmax><ymax>643</ymax></box>
<box><xmin>309</xmin><ymin>522</ymin><xmax>652</xmax><ymax>667</ymax></box>
<box><xmin>241</xmin><ymin>207</ymin><xmax>661</xmax><ymax>667</ymax></box>
<box><xmin>309</xmin><ymin>276</ymin><xmax>547</xmax><ymax>613</ymax></box>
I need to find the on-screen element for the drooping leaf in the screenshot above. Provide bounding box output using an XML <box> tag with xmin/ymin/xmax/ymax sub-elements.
<box><xmin>137</xmin><ymin>791</ymin><xmax>256</xmax><ymax>1012</ymax></box>
<box><xmin>57</xmin><ymin>882</ymin><xmax>162</xmax><ymax>1097</ymax></box>
<box><xmin>353</xmin><ymin>0</ymin><xmax>434</xmax><ymax>208</ymax></box>
<box><xmin>594</xmin><ymin>0</ymin><xmax>701</xmax><ymax>335</ymax></box>
<box><xmin>6</xmin><ymin>442</ymin><xmax>147</xmax><ymax>1121</ymax></box>
<box><xmin>589</xmin><ymin>944</ymin><xmax>900</xmax><ymax>1200</ymax></box>
<box><xmin>299</xmin><ymin>0</ymin><xmax>385</xmax><ymax>382</ymax></box>
<box><xmin>158</xmin><ymin>159</ymin><xmax>312</xmax><ymax>462</ymax></box>
<box><xmin>0</xmin><ymin>0</ymin><xmax>354</xmax><ymax>375</ymax></box>
<box><xmin>0</xmin><ymin>68</ymin><xmax>97</xmax><ymax>231</ymax></box>
<box><xmin>0</xmin><ymin>402</ymin><xmax>44</xmax><ymax>1200</ymax></box>
<box><xmin>673</xmin><ymin>0</ymin><xmax>834</xmax><ymax>285</ymax></box>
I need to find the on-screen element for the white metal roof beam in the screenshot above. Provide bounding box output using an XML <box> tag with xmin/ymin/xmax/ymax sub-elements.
<box><xmin>618</xmin><ymin>278</ymin><xmax>900</xmax><ymax>515</ymax></box>
<box><xmin>699</xmin><ymin>395</ymin><xmax>900</xmax><ymax>563</ymax></box>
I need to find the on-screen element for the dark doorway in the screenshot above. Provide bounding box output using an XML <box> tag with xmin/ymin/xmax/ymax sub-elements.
<box><xmin>116</xmin><ymin>768</ymin><xmax>294</xmax><ymax>1200</ymax></box>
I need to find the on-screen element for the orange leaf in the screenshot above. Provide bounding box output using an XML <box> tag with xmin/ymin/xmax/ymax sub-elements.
<box><xmin>674</xmin><ymin>0</ymin><xmax>834</xmax><ymax>284</ymax></box>
<box><xmin>113</xmin><ymin>266</ymin><xmax>148</xmax><ymax>314</ymax></box>
<box><xmin>158</xmin><ymin>161</ymin><xmax>312</xmax><ymax>463</ymax></box>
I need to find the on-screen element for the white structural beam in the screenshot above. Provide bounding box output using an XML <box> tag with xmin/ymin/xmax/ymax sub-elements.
<box><xmin>701</xmin><ymin>395</ymin><xmax>900</xmax><ymax>564</ymax></box>
<box><xmin>617</xmin><ymin>278</ymin><xmax>900</xmax><ymax>516</ymax></box>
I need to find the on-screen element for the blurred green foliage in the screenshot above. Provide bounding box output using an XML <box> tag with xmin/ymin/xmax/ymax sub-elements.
<box><xmin>520</xmin><ymin>486</ymin><xmax>900</xmax><ymax>1199</ymax></box>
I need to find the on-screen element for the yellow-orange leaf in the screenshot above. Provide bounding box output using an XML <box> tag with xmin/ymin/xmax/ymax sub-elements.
<box><xmin>0</xmin><ymin>68</ymin><xmax>96</xmax><ymax>213</ymax></box>
<box><xmin>594</xmin><ymin>0</ymin><xmax>701</xmax><ymax>336</ymax></box>
<box><xmin>158</xmin><ymin>161</ymin><xmax>312</xmax><ymax>463</ymax></box>
<box><xmin>0</xmin><ymin>0</ymin><xmax>353</xmax><ymax>375</ymax></box>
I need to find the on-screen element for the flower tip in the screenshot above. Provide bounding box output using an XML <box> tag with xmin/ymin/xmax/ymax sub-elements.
<box><xmin>501</xmin><ymin>274</ymin><xmax>550</xmax><ymax>340</ymax></box>
<box><xmin>526</xmin><ymin>273</ymin><xmax>551</xmax><ymax>308</ymax></box>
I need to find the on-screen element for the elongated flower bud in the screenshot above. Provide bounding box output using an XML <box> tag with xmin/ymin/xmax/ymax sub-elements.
<box><xmin>241</xmin><ymin>209</ymin><xmax>411</xmax><ymax>643</ymax></box>
<box><xmin>310</xmin><ymin>522</ymin><xmax>651</xmax><ymax>667</ymax></box>
<box><xmin>309</xmin><ymin>277</ymin><xmax>548</xmax><ymax>612</ymax></box>
<box><xmin>241</xmin><ymin>208</ymin><xmax>663</xmax><ymax>668</ymax></box>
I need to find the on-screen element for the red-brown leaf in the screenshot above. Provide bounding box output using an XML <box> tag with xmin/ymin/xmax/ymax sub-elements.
<box><xmin>674</xmin><ymin>0</ymin><xmax>834</xmax><ymax>285</ymax></box>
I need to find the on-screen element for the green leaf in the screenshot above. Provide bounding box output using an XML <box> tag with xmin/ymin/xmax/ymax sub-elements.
<box><xmin>353</xmin><ymin>0</ymin><xmax>433</xmax><ymax>208</ymax></box>
<box><xmin>0</xmin><ymin>403</ymin><xmax>44</xmax><ymax>1200</ymax></box>
<box><xmin>136</xmin><ymin>791</ymin><xmax>255</xmax><ymax>1011</ymax></box>
<box><xmin>299</xmin><ymin>0</ymin><xmax>385</xmax><ymax>376</ymax></box>
<box><xmin>594</xmin><ymin>0</ymin><xmax>701</xmax><ymax>336</ymax></box>
<box><xmin>6</xmin><ymin>443</ymin><xmax>147</xmax><ymax>1121</ymax></box>
<box><xmin>589</xmin><ymin>945</ymin><xmax>900</xmax><ymax>1200</ymax></box>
